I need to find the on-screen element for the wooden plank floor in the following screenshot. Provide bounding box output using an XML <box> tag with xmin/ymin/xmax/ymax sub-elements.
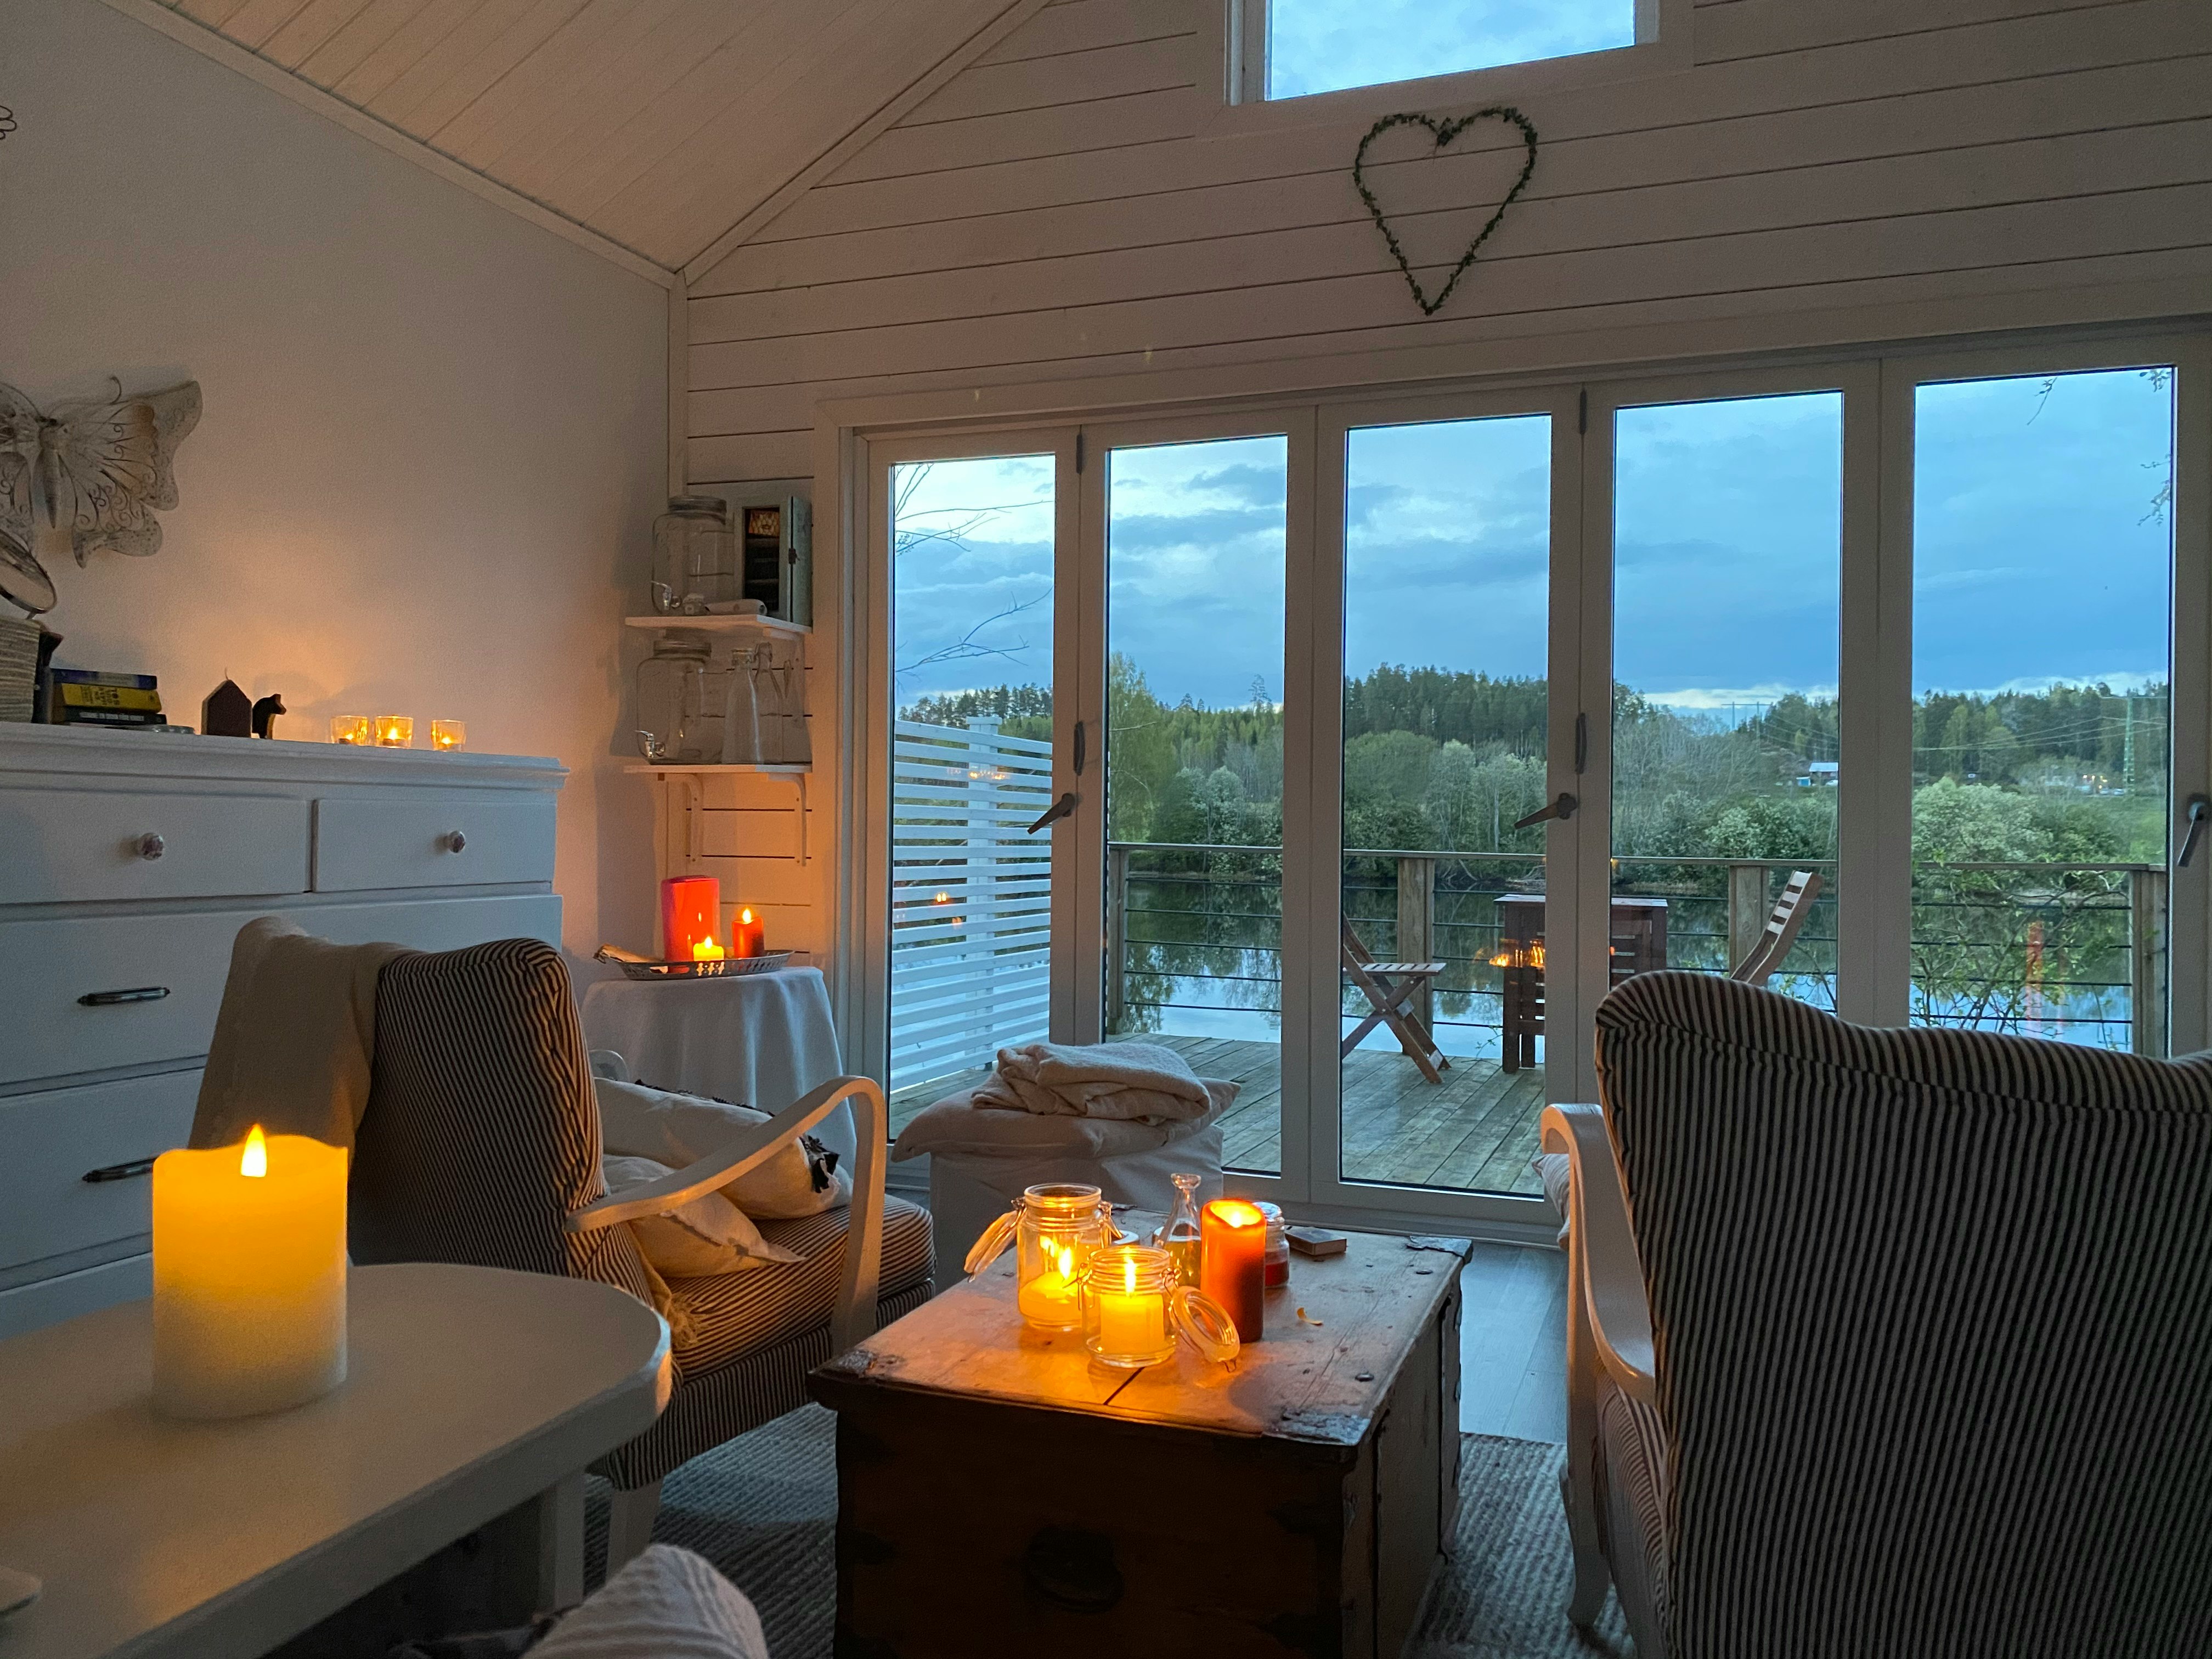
<box><xmin>889</xmin><ymin>1036</ymin><xmax>1547</xmax><ymax>1198</ymax></box>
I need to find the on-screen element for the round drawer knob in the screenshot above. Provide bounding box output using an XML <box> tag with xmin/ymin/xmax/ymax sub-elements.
<box><xmin>136</xmin><ymin>832</ymin><xmax>166</xmax><ymax>861</ymax></box>
<box><xmin>442</xmin><ymin>831</ymin><xmax>467</xmax><ymax>854</ymax></box>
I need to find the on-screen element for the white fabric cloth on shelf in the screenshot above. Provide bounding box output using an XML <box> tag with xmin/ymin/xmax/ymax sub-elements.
<box><xmin>894</xmin><ymin>1080</ymin><xmax>1237</xmax><ymax>1163</ymax></box>
<box><xmin>580</xmin><ymin>967</ymin><xmax>854</xmax><ymax>1169</ymax></box>
<box><xmin>974</xmin><ymin>1039</ymin><xmax>1213</xmax><ymax>1124</ymax></box>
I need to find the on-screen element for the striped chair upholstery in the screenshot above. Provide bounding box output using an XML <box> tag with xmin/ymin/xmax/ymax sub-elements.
<box><xmin>352</xmin><ymin>938</ymin><xmax>932</xmax><ymax>1492</ymax></box>
<box><xmin>1592</xmin><ymin>971</ymin><xmax>2212</xmax><ymax>1657</ymax></box>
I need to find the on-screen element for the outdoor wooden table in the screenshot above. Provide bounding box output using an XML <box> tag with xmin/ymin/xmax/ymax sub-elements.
<box><xmin>809</xmin><ymin>1222</ymin><xmax>1472</xmax><ymax>1658</ymax></box>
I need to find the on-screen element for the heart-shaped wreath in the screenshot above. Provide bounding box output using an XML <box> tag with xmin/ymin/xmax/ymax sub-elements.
<box><xmin>1354</xmin><ymin>106</ymin><xmax>1538</xmax><ymax>318</ymax></box>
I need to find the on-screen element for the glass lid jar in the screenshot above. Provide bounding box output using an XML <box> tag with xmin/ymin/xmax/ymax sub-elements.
<box><xmin>651</xmin><ymin>495</ymin><xmax>737</xmax><ymax>615</ymax></box>
<box><xmin>1080</xmin><ymin>1243</ymin><xmax>1242</xmax><ymax>1369</ymax></box>
<box><xmin>965</xmin><ymin>1182</ymin><xmax>1121</xmax><ymax>1332</ymax></box>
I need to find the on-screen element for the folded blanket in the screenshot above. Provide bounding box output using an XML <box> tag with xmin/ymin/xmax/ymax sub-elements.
<box><xmin>893</xmin><ymin>1078</ymin><xmax>1238</xmax><ymax>1163</ymax></box>
<box><xmin>974</xmin><ymin>1040</ymin><xmax>1213</xmax><ymax>1124</ymax></box>
<box><xmin>191</xmin><ymin>916</ymin><xmax>411</xmax><ymax>1150</ymax></box>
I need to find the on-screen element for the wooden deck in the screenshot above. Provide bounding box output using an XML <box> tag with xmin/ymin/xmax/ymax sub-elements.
<box><xmin>889</xmin><ymin>1035</ymin><xmax>1547</xmax><ymax>1198</ymax></box>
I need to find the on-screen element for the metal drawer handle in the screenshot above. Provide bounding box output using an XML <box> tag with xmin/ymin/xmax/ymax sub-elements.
<box><xmin>136</xmin><ymin>832</ymin><xmax>166</xmax><ymax>860</ymax></box>
<box><xmin>78</xmin><ymin>986</ymin><xmax>171</xmax><ymax>1007</ymax></box>
<box><xmin>83</xmin><ymin>1158</ymin><xmax>158</xmax><ymax>1183</ymax></box>
<box><xmin>442</xmin><ymin>830</ymin><xmax>467</xmax><ymax>853</ymax></box>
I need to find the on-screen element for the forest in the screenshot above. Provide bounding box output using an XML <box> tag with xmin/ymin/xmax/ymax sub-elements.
<box><xmin>903</xmin><ymin>661</ymin><xmax>2169</xmax><ymax>869</ymax></box>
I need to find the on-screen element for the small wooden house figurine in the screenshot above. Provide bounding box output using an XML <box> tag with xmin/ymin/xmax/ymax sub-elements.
<box><xmin>201</xmin><ymin>678</ymin><xmax>251</xmax><ymax>738</ymax></box>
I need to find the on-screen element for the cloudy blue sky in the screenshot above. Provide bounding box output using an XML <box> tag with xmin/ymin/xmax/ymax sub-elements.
<box><xmin>894</xmin><ymin>374</ymin><xmax>2174</xmax><ymax>719</ymax></box>
<box><xmin>1267</xmin><ymin>0</ymin><xmax>1637</xmax><ymax>99</ymax></box>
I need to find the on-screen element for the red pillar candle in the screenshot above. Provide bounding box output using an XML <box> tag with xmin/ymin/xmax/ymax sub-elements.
<box><xmin>659</xmin><ymin>876</ymin><xmax>721</xmax><ymax>960</ymax></box>
<box><xmin>1200</xmin><ymin>1199</ymin><xmax>1267</xmax><ymax>1342</ymax></box>
<box><xmin>731</xmin><ymin>906</ymin><xmax>767</xmax><ymax>960</ymax></box>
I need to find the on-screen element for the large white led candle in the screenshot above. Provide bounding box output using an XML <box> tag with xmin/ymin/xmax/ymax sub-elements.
<box><xmin>152</xmin><ymin>1126</ymin><xmax>348</xmax><ymax>1419</ymax></box>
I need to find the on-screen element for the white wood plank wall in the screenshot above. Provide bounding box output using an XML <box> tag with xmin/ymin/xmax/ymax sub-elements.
<box><xmin>682</xmin><ymin>0</ymin><xmax>2212</xmax><ymax>943</ymax></box>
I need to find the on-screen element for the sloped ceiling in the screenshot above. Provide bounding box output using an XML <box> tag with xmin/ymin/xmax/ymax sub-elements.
<box><xmin>118</xmin><ymin>0</ymin><xmax>1030</xmax><ymax>279</ymax></box>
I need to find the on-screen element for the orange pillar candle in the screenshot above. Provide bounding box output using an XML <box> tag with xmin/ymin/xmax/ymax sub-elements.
<box><xmin>1200</xmin><ymin>1198</ymin><xmax>1267</xmax><ymax>1342</ymax></box>
<box><xmin>731</xmin><ymin>906</ymin><xmax>766</xmax><ymax>959</ymax></box>
<box><xmin>151</xmin><ymin>1126</ymin><xmax>348</xmax><ymax>1419</ymax></box>
<box><xmin>660</xmin><ymin>876</ymin><xmax>720</xmax><ymax>960</ymax></box>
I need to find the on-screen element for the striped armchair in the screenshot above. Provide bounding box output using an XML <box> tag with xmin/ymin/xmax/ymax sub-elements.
<box><xmin>1545</xmin><ymin>972</ymin><xmax>2212</xmax><ymax>1657</ymax></box>
<box><xmin>350</xmin><ymin>939</ymin><xmax>933</xmax><ymax>1570</ymax></box>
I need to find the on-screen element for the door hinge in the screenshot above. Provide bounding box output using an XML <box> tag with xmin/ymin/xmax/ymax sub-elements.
<box><xmin>1577</xmin><ymin>388</ymin><xmax>1588</xmax><ymax>436</ymax></box>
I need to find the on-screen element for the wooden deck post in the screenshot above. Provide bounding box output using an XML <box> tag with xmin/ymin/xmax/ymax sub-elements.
<box><xmin>2131</xmin><ymin>865</ymin><xmax>2168</xmax><ymax>1056</ymax></box>
<box><xmin>1727</xmin><ymin>861</ymin><xmax>1770</xmax><ymax>975</ymax></box>
<box><xmin>1107</xmin><ymin>844</ymin><xmax>1130</xmax><ymax>1032</ymax></box>
<box><xmin>1398</xmin><ymin>855</ymin><xmax>1437</xmax><ymax>1041</ymax></box>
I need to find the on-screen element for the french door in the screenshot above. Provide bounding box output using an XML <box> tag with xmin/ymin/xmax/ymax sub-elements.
<box><xmin>857</xmin><ymin>330</ymin><xmax>2209</xmax><ymax>1237</ymax></box>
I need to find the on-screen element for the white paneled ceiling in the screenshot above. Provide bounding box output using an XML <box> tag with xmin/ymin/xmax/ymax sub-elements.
<box><xmin>133</xmin><ymin>0</ymin><xmax>1030</xmax><ymax>277</ymax></box>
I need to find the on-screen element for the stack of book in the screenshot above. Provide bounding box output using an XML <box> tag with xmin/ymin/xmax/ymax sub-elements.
<box><xmin>48</xmin><ymin>669</ymin><xmax>165</xmax><ymax>728</ymax></box>
<box><xmin>0</xmin><ymin>619</ymin><xmax>38</xmax><ymax>722</ymax></box>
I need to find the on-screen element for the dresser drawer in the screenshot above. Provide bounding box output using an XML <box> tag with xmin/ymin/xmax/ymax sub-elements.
<box><xmin>0</xmin><ymin>788</ymin><xmax>308</xmax><ymax>905</ymax></box>
<box><xmin>0</xmin><ymin>1073</ymin><xmax>199</xmax><ymax>1274</ymax></box>
<box><xmin>0</xmin><ymin>911</ymin><xmax>244</xmax><ymax>1085</ymax></box>
<box><xmin>0</xmin><ymin>895</ymin><xmax>563</xmax><ymax>1087</ymax></box>
<box><xmin>313</xmin><ymin>793</ymin><xmax>556</xmax><ymax>892</ymax></box>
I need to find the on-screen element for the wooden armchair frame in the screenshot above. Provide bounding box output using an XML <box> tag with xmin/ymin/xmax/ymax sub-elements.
<box><xmin>565</xmin><ymin>1072</ymin><xmax>889</xmax><ymax>1566</ymax></box>
<box><xmin>1540</xmin><ymin>1102</ymin><xmax>1656</xmax><ymax>1630</ymax></box>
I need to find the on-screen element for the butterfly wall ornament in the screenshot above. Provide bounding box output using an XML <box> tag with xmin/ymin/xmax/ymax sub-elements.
<box><xmin>0</xmin><ymin>378</ymin><xmax>202</xmax><ymax>606</ymax></box>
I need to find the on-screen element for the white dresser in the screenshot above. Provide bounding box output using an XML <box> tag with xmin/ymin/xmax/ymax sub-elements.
<box><xmin>0</xmin><ymin>724</ymin><xmax>566</xmax><ymax>1338</ymax></box>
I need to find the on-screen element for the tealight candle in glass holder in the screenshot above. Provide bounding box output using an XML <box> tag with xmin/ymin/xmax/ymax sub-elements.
<box><xmin>330</xmin><ymin>715</ymin><xmax>371</xmax><ymax>746</ymax></box>
<box><xmin>1081</xmin><ymin>1244</ymin><xmax>1242</xmax><ymax>1371</ymax></box>
<box><xmin>374</xmin><ymin>715</ymin><xmax>413</xmax><ymax>748</ymax></box>
<box><xmin>431</xmin><ymin>719</ymin><xmax>466</xmax><ymax>752</ymax></box>
<box><xmin>964</xmin><ymin>1182</ymin><xmax>1119</xmax><ymax>1332</ymax></box>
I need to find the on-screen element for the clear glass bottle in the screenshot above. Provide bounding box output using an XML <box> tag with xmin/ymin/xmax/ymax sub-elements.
<box><xmin>651</xmin><ymin>496</ymin><xmax>737</xmax><ymax>614</ymax></box>
<box><xmin>1156</xmin><ymin>1172</ymin><xmax>1204</xmax><ymax>1287</ymax></box>
<box><xmin>721</xmin><ymin>645</ymin><xmax>766</xmax><ymax>765</ymax></box>
<box><xmin>635</xmin><ymin>634</ymin><xmax>710</xmax><ymax>762</ymax></box>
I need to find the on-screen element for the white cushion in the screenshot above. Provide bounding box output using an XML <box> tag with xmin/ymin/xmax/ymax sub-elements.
<box><xmin>595</xmin><ymin>1076</ymin><xmax>850</xmax><ymax>1220</ymax></box>
<box><xmin>893</xmin><ymin>1079</ymin><xmax>1237</xmax><ymax>1163</ymax></box>
<box><xmin>531</xmin><ymin>1544</ymin><xmax>768</xmax><ymax>1659</ymax></box>
<box><xmin>602</xmin><ymin>1155</ymin><xmax>800</xmax><ymax>1277</ymax></box>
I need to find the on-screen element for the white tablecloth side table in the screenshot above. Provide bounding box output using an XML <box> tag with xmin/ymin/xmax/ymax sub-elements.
<box><xmin>579</xmin><ymin>967</ymin><xmax>855</xmax><ymax>1165</ymax></box>
<box><xmin>0</xmin><ymin>1262</ymin><xmax>669</xmax><ymax>1659</ymax></box>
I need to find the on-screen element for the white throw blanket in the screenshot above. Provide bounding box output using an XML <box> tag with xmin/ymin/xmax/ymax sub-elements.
<box><xmin>190</xmin><ymin>917</ymin><xmax>409</xmax><ymax>1150</ymax></box>
<box><xmin>974</xmin><ymin>1041</ymin><xmax>1214</xmax><ymax>1125</ymax></box>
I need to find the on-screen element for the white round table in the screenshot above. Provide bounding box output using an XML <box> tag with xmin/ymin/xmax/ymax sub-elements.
<box><xmin>0</xmin><ymin>1263</ymin><xmax>669</xmax><ymax>1659</ymax></box>
<box><xmin>579</xmin><ymin>967</ymin><xmax>854</xmax><ymax>1164</ymax></box>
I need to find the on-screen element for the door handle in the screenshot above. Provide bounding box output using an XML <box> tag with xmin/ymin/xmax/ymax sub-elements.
<box><xmin>1073</xmin><ymin>720</ymin><xmax>1087</xmax><ymax>777</ymax></box>
<box><xmin>2180</xmin><ymin>794</ymin><xmax>2211</xmax><ymax>868</ymax></box>
<box><xmin>1512</xmin><ymin>792</ymin><xmax>1578</xmax><ymax>831</ymax></box>
<box><xmin>1027</xmin><ymin>792</ymin><xmax>1079</xmax><ymax>834</ymax></box>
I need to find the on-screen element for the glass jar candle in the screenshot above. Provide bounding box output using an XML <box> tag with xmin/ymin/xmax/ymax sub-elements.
<box><xmin>965</xmin><ymin>1183</ymin><xmax>1119</xmax><ymax>1332</ymax></box>
<box><xmin>374</xmin><ymin>715</ymin><xmax>413</xmax><ymax>748</ymax></box>
<box><xmin>1256</xmin><ymin>1201</ymin><xmax>1291</xmax><ymax>1289</ymax></box>
<box><xmin>330</xmin><ymin>715</ymin><xmax>370</xmax><ymax>746</ymax></box>
<box><xmin>1082</xmin><ymin>1244</ymin><xmax>1176</xmax><ymax>1368</ymax></box>
<box><xmin>651</xmin><ymin>496</ymin><xmax>737</xmax><ymax>614</ymax></box>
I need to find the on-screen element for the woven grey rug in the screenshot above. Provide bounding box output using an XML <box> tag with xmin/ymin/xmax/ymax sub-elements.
<box><xmin>587</xmin><ymin>1407</ymin><xmax>1630</xmax><ymax>1658</ymax></box>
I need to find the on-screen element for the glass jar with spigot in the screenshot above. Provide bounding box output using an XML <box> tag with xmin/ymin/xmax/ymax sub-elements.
<box><xmin>651</xmin><ymin>495</ymin><xmax>737</xmax><ymax>615</ymax></box>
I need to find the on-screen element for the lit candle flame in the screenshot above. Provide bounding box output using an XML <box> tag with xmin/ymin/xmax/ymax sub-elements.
<box><xmin>1056</xmin><ymin>1244</ymin><xmax>1073</xmax><ymax>1278</ymax></box>
<box><xmin>240</xmin><ymin>1124</ymin><xmax>268</xmax><ymax>1178</ymax></box>
<box><xmin>1122</xmin><ymin>1255</ymin><xmax>1139</xmax><ymax>1293</ymax></box>
<box><xmin>740</xmin><ymin>906</ymin><xmax>754</xmax><ymax>924</ymax></box>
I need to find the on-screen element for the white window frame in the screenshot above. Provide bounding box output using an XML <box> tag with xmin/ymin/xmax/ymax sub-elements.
<box><xmin>1217</xmin><ymin>0</ymin><xmax>1689</xmax><ymax>126</ymax></box>
<box><xmin>842</xmin><ymin>325</ymin><xmax>2212</xmax><ymax>1240</ymax></box>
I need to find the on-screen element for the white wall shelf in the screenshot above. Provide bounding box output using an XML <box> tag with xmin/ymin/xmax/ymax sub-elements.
<box><xmin>624</xmin><ymin>613</ymin><xmax>810</xmax><ymax>641</ymax></box>
<box><xmin>622</xmin><ymin>763</ymin><xmax>810</xmax><ymax>775</ymax></box>
<box><xmin>630</xmin><ymin>765</ymin><xmax>810</xmax><ymax>869</ymax></box>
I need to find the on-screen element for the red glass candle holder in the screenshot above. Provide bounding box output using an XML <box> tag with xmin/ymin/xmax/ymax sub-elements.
<box><xmin>1200</xmin><ymin>1198</ymin><xmax>1267</xmax><ymax>1342</ymax></box>
<box><xmin>659</xmin><ymin>876</ymin><xmax>721</xmax><ymax>960</ymax></box>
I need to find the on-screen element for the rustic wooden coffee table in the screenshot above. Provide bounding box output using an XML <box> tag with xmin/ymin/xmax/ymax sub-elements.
<box><xmin>809</xmin><ymin>1224</ymin><xmax>1471</xmax><ymax>1658</ymax></box>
